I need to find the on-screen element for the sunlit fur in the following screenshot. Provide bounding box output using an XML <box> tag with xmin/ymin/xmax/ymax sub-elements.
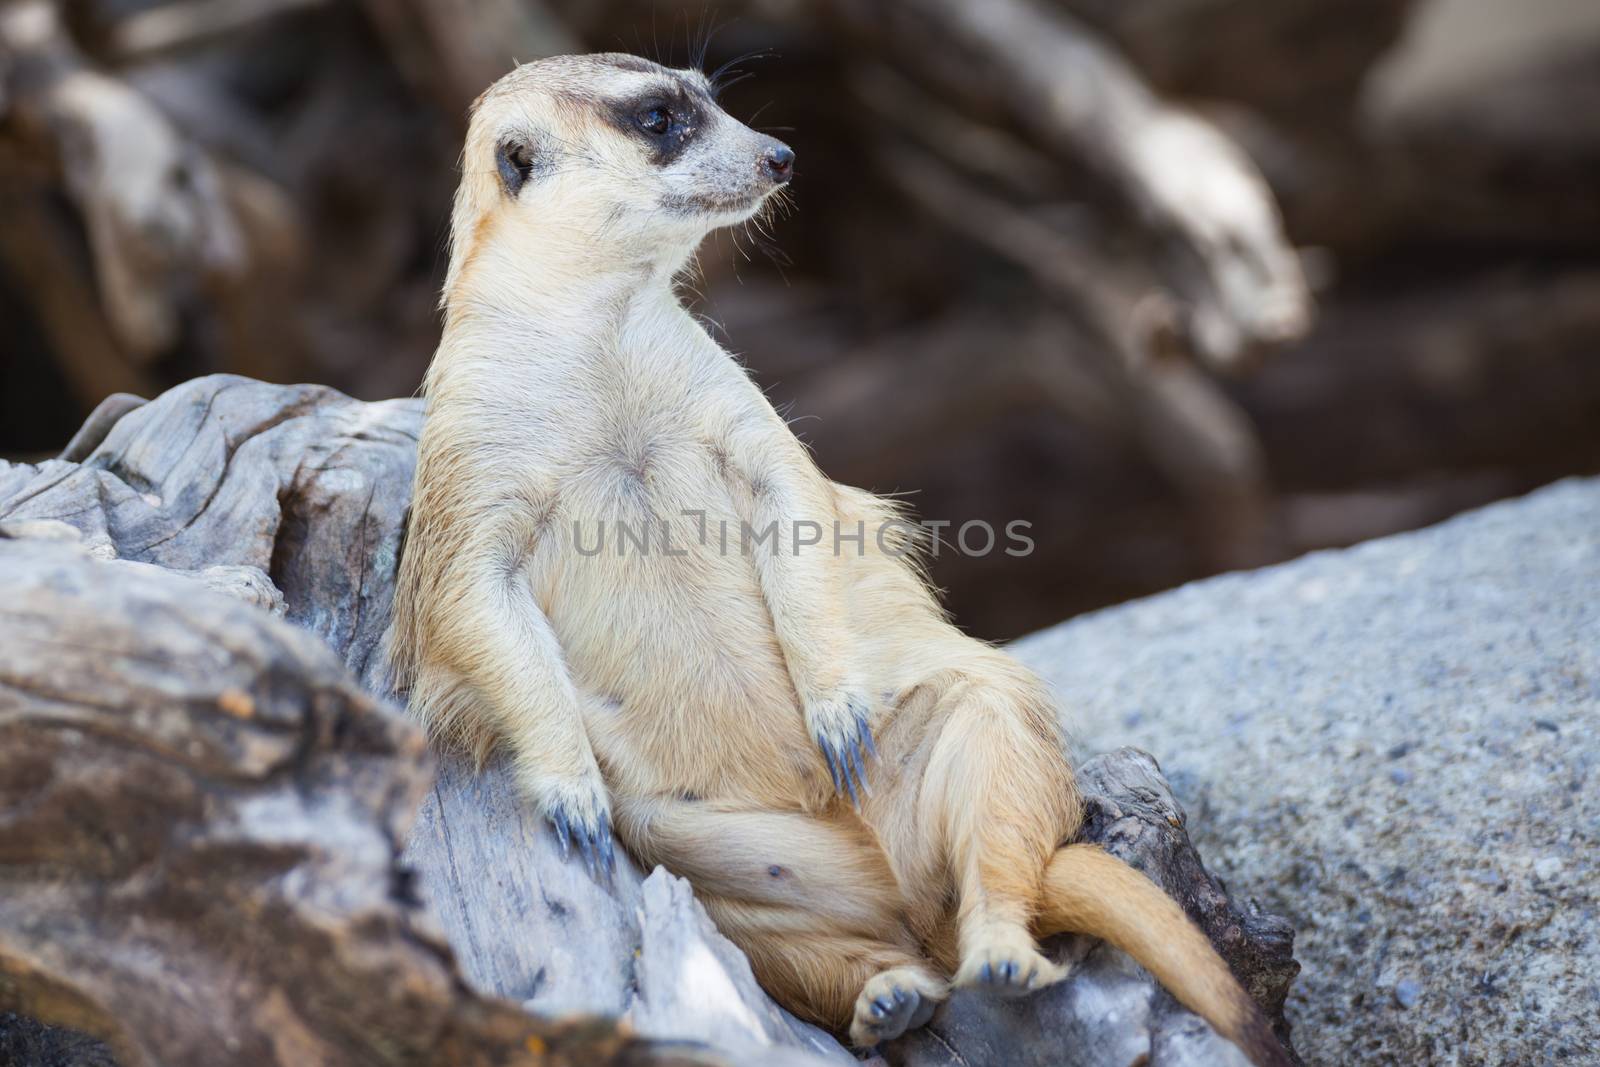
<box><xmin>388</xmin><ymin>54</ymin><xmax>1287</xmax><ymax>1065</ymax></box>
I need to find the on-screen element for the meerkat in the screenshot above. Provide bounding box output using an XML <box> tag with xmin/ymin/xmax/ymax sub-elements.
<box><xmin>388</xmin><ymin>53</ymin><xmax>1290</xmax><ymax>1066</ymax></box>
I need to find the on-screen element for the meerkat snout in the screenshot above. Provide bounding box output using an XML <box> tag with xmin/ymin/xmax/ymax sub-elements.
<box><xmin>758</xmin><ymin>141</ymin><xmax>795</xmax><ymax>185</ymax></box>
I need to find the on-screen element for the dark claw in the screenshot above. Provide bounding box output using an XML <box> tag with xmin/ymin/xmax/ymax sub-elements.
<box><xmin>871</xmin><ymin>998</ymin><xmax>889</xmax><ymax>1018</ymax></box>
<box><xmin>582</xmin><ymin>831</ymin><xmax>598</xmax><ymax>877</ymax></box>
<box><xmin>847</xmin><ymin>741</ymin><xmax>870</xmax><ymax>799</ymax></box>
<box><xmin>600</xmin><ymin>821</ymin><xmax>616</xmax><ymax>880</ymax></box>
<box><xmin>551</xmin><ymin>811</ymin><xmax>572</xmax><ymax>860</ymax></box>
<box><xmin>893</xmin><ymin>989</ymin><xmax>909</xmax><ymax>1005</ymax></box>
<box><xmin>841</xmin><ymin>751</ymin><xmax>860</xmax><ymax>808</ymax></box>
<box><xmin>1000</xmin><ymin>961</ymin><xmax>1017</xmax><ymax>983</ymax></box>
<box><xmin>818</xmin><ymin>706</ymin><xmax>880</xmax><ymax>805</ymax></box>
<box><xmin>549</xmin><ymin>805</ymin><xmax>617</xmax><ymax>886</ymax></box>
<box><xmin>858</xmin><ymin>716</ymin><xmax>878</xmax><ymax>760</ymax></box>
<box><xmin>819</xmin><ymin>735</ymin><xmax>842</xmax><ymax>792</ymax></box>
<box><xmin>981</xmin><ymin>962</ymin><xmax>994</xmax><ymax>983</ymax></box>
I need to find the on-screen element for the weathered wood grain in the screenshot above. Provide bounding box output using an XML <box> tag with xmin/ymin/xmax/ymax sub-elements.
<box><xmin>0</xmin><ymin>374</ymin><xmax>422</xmax><ymax>690</ymax></box>
<box><xmin>404</xmin><ymin>755</ymin><xmax>856</xmax><ymax>1066</ymax></box>
<box><xmin>0</xmin><ymin>538</ymin><xmax>730</xmax><ymax>1067</ymax></box>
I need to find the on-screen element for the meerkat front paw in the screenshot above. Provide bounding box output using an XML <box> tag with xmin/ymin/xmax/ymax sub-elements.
<box><xmin>953</xmin><ymin>930</ymin><xmax>1068</xmax><ymax>998</ymax></box>
<box><xmin>533</xmin><ymin>772</ymin><xmax>616</xmax><ymax>883</ymax></box>
<box><xmin>848</xmin><ymin>967</ymin><xmax>947</xmax><ymax>1048</ymax></box>
<box><xmin>805</xmin><ymin>687</ymin><xmax>876</xmax><ymax>807</ymax></box>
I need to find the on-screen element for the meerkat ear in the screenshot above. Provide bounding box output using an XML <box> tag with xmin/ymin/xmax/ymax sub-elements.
<box><xmin>495</xmin><ymin>137</ymin><xmax>537</xmax><ymax>197</ymax></box>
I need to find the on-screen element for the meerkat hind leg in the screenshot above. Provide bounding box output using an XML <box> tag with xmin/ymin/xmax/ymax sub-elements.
<box><xmin>916</xmin><ymin>666</ymin><xmax>1078</xmax><ymax>998</ymax></box>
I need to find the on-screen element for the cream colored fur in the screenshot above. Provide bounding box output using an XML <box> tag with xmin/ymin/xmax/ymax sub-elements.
<box><xmin>388</xmin><ymin>54</ymin><xmax>1288</xmax><ymax>1065</ymax></box>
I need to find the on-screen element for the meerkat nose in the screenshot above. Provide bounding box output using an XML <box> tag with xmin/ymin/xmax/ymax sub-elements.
<box><xmin>759</xmin><ymin>142</ymin><xmax>795</xmax><ymax>184</ymax></box>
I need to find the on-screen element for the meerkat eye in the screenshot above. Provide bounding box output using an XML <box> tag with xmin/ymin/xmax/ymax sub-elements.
<box><xmin>637</xmin><ymin>106</ymin><xmax>673</xmax><ymax>136</ymax></box>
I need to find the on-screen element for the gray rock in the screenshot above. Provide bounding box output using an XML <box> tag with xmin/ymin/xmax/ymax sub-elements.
<box><xmin>1014</xmin><ymin>477</ymin><xmax>1600</xmax><ymax>1067</ymax></box>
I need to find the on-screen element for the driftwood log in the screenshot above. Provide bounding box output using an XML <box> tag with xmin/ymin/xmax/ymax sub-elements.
<box><xmin>0</xmin><ymin>536</ymin><xmax>737</xmax><ymax>1067</ymax></box>
<box><xmin>0</xmin><ymin>377</ymin><xmax>1300</xmax><ymax>1066</ymax></box>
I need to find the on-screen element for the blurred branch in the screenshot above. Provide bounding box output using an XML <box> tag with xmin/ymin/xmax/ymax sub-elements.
<box><xmin>1060</xmin><ymin>0</ymin><xmax>1415</xmax><ymax>118</ymax></box>
<box><xmin>0</xmin><ymin>0</ymin><xmax>294</xmax><ymax>364</ymax></box>
<box><xmin>853</xmin><ymin>61</ymin><xmax>1268</xmax><ymax>502</ymax></box>
<box><xmin>818</xmin><ymin>0</ymin><xmax>1313</xmax><ymax>372</ymax></box>
<box><xmin>851</xmin><ymin>64</ymin><xmax>1061</xmax><ymax>200</ymax></box>
<box><xmin>107</xmin><ymin>0</ymin><xmax>328</xmax><ymax>60</ymax></box>
<box><xmin>0</xmin><ymin>181</ymin><xmax>155</xmax><ymax>405</ymax></box>
<box><xmin>869</xmin><ymin>121</ymin><xmax>1170</xmax><ymax>368</ymax></box>
<box><xmin>878</xmin><ymin>143</ymin><xmax>1265</xmax><ymax>503</ymax></box>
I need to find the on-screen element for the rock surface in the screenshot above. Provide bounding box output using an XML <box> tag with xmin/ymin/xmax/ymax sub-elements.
<box><xmin>1015</xmin><ymin>478</ymin><xmax>1600</xmax><ymax>1066</ymax></box>
<box><xmin>0</xmin><ymin>376</ymin><xmax>1302</xmax><ymax>1066</ymax></box>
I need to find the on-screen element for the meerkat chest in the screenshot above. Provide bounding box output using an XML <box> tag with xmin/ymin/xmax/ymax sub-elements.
<box><xmin>558</xmin><ymin>386</ymin><xmax>718</xmax><ymax>523</ymax></box>
<box><xmin>555</xmin><ymin>332</ymin><xmax>763</xmax><ymax>521</ymax></box>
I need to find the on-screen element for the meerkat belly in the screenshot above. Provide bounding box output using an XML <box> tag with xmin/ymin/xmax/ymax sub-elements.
<box><xmin>541</xmin><ymin>453</ymin><xmax>818</xmax><ymax>802</ymax></box>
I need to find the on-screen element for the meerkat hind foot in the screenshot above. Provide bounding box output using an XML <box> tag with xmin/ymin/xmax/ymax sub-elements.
<box><xmin>954</xmin><ymin>931</ymin><xmax>1068</xmax><ymax>998</ymax></box>
<box><xmin>848</xmin><ymin>967</ymin><xmax>947</xmax><ymax>1048</ymax></box>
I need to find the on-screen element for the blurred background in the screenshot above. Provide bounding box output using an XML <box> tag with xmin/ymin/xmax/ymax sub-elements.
<box><xmin>1</xmin><ymin>0</ymin><xmax>1597</xmax><ymax>639</ymax></box>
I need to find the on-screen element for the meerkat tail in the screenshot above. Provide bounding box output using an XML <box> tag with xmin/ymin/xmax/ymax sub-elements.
<box><xmin>1038</xmin><ymin>844</ymin><xmax>1292</xmax><ymax>1067</ymax></box>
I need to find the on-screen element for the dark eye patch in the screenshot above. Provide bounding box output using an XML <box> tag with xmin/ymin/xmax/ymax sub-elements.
<box><xmin>605</xmin><ymin>82</ymin><xmax>709</xmax><ymax>166</ymax></box>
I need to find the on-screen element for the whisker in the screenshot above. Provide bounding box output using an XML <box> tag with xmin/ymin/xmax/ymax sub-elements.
<box><xmin>710</xmin><ymin>48</ymin><xmax>778</xmax><ymax>101</ymax></box>
<box><xmin>710</xmin><ymin>48</ymin><xmax>775</xmax><ymax>88</ymax></box>
<box><xmin>713</xmin><ymin>71</ymin><xmax>759</xmax><ymax>99</ymax></box>
<box><xmin>692</xmin><ymin>12</ymin><xmax>731</xmax><ymax>73</ymax></box>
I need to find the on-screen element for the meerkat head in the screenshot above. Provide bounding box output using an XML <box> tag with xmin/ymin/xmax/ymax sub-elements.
<box><xmin>445</xmin><ymin>53</ymin><xmax>794</xmax><ymax>298</ymax></box>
